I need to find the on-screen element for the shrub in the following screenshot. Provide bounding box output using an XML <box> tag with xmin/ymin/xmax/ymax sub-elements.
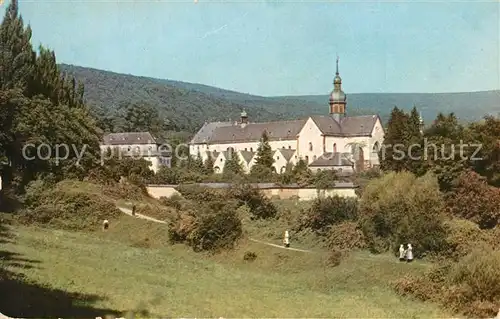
<box><xmin>443</xmin><ymin>218</ymin><xmax>496</xmax><ymax>260</ymax></box>
<box><xmin>19</xmin><ymin>190</ymin><xmax>121</xmax><ymax>231</ymax></box>
<box><xmin>168</xmin><ymin>212</ymin><xmax>197</xmax><ymax>243</ymax></box>
<box><xmin>328</xmin><ymin>221</ymin><xmax>366</xmax><ymax>250</ymax></box>
<box><xmin>175</xmin><ymin>184</ymin><xmax>225</xmax><ymax>202</ymax></box>
<box><xmin>446</xmin><ymin>170</ymin><xmax>500</xmax><ymax>229</ymax></box>
<box><xmin>23</xmin><ymin>179</ymin><xmax>48</xmax><ymax>208</ymax></box>
<box><xmin>359</xmin><ymin>172</ymin><xmax>447</xmax><ymax>257</ymax></box>
<box><xmin>103</xmin><ymin>180</ymin><xmax>148</xmax><ymax>201</ymax></box>
<box><xmin>186</xmin><ymin>203</ymin><xmax>243</xmax><ymax>252</ymax></box>
<box><xmin>168</xmin><ymin>202</ymin><xmax>243</xmax><ymax>252</ymax></box>
<box><xmin>324</xmin><ymin>248</ymin><xmax>345</xmax><ymax>267</ymax></box>
<box><xmin>394</xmin><ymin>248</ymin><xmax>500</xmax><ymax>318</ymax></box>
<box><xmin>297</xmin><ymin>195</ymin><xmax>358</xmax><ymax>235</ymax></box>
<box><xmin>229</xmin><ymin>183</ymin><xmax>277</xmax><ymax>219</ymax></box>
<box><xmin>159</xmin><ymin>194</ymin><xmax>183</xmax><ymax>210</ymax></box>
<box><xmin>243</xmin><ymin>251</ymin><xmax>257</xmax><ymax>261</ymax></box>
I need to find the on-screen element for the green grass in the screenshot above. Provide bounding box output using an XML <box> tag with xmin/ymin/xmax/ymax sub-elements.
<box><xmin>1</xmin><ymin>214</ymin><xmax>451</xmax><ymax>317</ymax></box>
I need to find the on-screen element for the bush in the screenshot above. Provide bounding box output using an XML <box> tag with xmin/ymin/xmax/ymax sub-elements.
<box><xmin>23</xmin><ymin>179</ymin><xmax>48</xmax><ymax>208</ymax></box>
<box><xmin>446</xmin><ymin>170</ymin><xmax>500</xmax><ymax>229</ymax></box>
<box><xmin>324</xmin><ymin>248</ymin><xmax>345</xmax><ymax>267</ymax></box>
<box><xmin>442</xmin><ymin>218</ymin><xmax>497</xmax><ymax>260</ymax></box>
<box><xmin>328</xmin><ymin>222</ymin><xmax>366</xmax><ymax>250</ymax></box>
<box><xmin>394</xmin><ymin>248</ymin><xmax>500</xmax><ymax>317</ymax></box>
<box><xmin>175</xmin><ymin>184</ymin><xmax>225</xmax><ymax>202</ymax></box>
<box><xmin>229</xmin><ymin>183</ymin><xmax>277</xmax><ymax>219</ymax></box>
<box><xmin>159</xmin><ymin>194</ymin><xmax>183</xmax><ymax>210</ymax></box>
<box><xmin>297</xmin><ymin>195</ymin><xmax>358</xmax><ymax>235</ymax></box>
<box><xmin>359</xmin><ymin>172</ymin><xmax>447</xmax><ymax>257</ymax></box>
<box><xmin>103</xmin><ymin>179</ymin><xmax>148</xmax><ymax>201</ymax></box>
<box><xmin>243</xmin><ymin>251</ymin><xmax>257</xmax><ymax>262</ymax></box>
<box><xmin>19</xmin><ymin>190</ymin><xmax>122</xmax><ymax>231</ymax></box>
<box><xmin>186</xmin><ymin>203</ymin><xmax>243</xmax><ymax>252</ymax></box>
<box><xmin>168</xmin><ymin>202</ymin><xmax>243</xmax><ymax>252</ymax></box>
<box><xmin>168</xmin><ymin>212</ymin><xmax>197</xmax><ymax>243</ymax></box>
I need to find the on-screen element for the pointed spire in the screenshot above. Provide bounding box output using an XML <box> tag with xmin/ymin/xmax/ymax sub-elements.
<box><xmin>336</xmin><ymin>54</ymin><xmax>339</xmax><ymax>75</ymax></box>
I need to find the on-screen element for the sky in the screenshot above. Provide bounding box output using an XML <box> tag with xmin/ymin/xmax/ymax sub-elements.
<box><xmin>5</xmin><ymin>0</ymin><xmax>500</xmax><ymax>96</ymax></box>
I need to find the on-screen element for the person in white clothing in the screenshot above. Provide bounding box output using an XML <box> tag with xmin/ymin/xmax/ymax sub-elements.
<box><xmin>399</xmin><ymin>244</ymin><xmax>405</xmax><ymax>262</ymax></box>
<box><xmin>283</xmin><ymin>230</ymin><xmax>290</xmax><ymax>248</ymax></box>
<box><xmin>406</xmin><ymin>243</ymin><xmax>413</xmax><ymax>262</ymax></box>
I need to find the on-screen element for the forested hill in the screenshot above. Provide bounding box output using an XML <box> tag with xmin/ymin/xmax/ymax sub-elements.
<box><xmin>59</xmin><ymin>64</ymin><xmax>500</xmax><ymax>133</ymax></box>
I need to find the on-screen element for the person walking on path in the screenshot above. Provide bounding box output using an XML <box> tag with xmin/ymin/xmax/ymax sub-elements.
<box><xmin>132</xmin><ymin>205</ymin><xmax>136</xmax><ymax>216</ymax></box>
<box><xmin>406</xmin><ymin>243</ymin><xmax>413</xmax><ymax>262</ymax></box>
<box><xmin>399</xmin><ymin>244</ymin><xmax>406</xmax><ymax>261</ymax></box>
<box><xmin>283</xmin><ymin>230</ymin><xmax>290</xmax><ymax>248</ymax></box>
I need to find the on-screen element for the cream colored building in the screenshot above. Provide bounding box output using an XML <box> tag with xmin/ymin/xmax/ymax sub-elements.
<box><xmin>190</xmin><ymin>60</ymin><xmax>385</xmax><ymax>174</ymax></box>
<box><xmin>100</xmin><ymin>132</ymin><xmax>172</xmax><ymax>173</ymax></box>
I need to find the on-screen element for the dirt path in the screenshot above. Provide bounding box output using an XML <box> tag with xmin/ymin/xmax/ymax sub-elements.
<box><xmin>116</xmin><ymin>206</ymin><xmax>313</xmax><ymax>253</ymax></box>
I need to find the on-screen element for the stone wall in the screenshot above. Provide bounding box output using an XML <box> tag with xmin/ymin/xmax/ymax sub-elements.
<box><xmin>146</xmin><ymin>183</ymin><xmax>357</xmax><ymax>201</ymax></box>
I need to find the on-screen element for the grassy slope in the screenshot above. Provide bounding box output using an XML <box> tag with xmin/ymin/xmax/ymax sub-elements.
<box><xmin>2</xmin><ymin>222</ymin><xmax>449</xmax><ymax>317</ymax></box>
<box><xmin>1</xmin><ymin>181</ymin><xmax>451</xmax><ymax>317</ymax></box>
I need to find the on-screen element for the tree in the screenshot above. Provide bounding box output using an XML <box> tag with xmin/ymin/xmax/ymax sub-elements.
<box><xmin>203</xmin><ymin>153</ymin><xmax>214</xmax><ymax>175</ymax></box>
<box><xmin>423</xmin><ymin>112</ymin><xmax>468</xmax><ymax>191</ymax></box>
<box><xmin>223</xmin><ymin>149</ymin><xmax>243</xmax><ymax>178</ymax></box>
<box><xmin>253</xmin><ymin>130</ymin><xmax>274</xmax><ymax>168</ymax></box>
<box><xmin>379</xmin><ymin>107</ymin><xmax>423</xmax><ymax>174</ymax></box>
<box><xmin>467</xmin><ymin>116</ymin><xmax>500</xmax><ymax>187</ymax></box>
<box><xmin>0</xmin><ymin>0</ymin><xmax>102</xmax><ymax>207</ymax></box>
<box><xmin>446</xmin><ymin>170</ymin><xmax>500</xmax><ymax>229</ymax></box>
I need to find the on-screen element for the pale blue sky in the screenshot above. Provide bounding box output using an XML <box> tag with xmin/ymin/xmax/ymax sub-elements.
<box><xmin>7</xmin><ymin>0</ymin><xmax>500</xmax><ymax>96</ymax></box>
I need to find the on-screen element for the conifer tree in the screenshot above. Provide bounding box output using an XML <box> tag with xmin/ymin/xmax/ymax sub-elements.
<box><xmin>379</xmin><ymin>107</ymin><xmax>410</xmax><ymax>172</ymax></box>
<box><xmin>254</xmin><ymin>131</ymin><xmax>274</xmax><ymax>168</ymax></box>
<box><xmin>223</xmin><ymin>148</ymin><xmax>243</xmax><ymax>178</ymax></box>
<box><xmin>204</xmin><ymin>153</ymin><xmax>214</xmax><ymax>175</ymax></box>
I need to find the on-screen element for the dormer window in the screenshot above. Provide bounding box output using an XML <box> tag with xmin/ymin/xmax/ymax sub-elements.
<box><xmin>288</xmin><ymin>145</ymin><xmax>291</xmax><ymax>149</ymax></box>
<box><xmin>127</xmin><ymin>146</ymin><xmax>131</xmax><ymax>151</ymax></box>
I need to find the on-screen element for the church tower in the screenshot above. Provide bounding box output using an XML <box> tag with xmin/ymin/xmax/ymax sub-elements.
<box><xmin>329</xmin><ymin>56</ymin><xmax>347</xmax><ymax>123</ymax></box>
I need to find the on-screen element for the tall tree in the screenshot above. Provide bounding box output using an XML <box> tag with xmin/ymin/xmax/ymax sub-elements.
<box><xmin>253</xmin><ymin>131</ymin><xmax>274</xmax><ymax>168</ymax></box>
<box><xmin>223</xmin><ymin>149</ymin><xmax>243</xmax><ymax>178</ymax></box>
<box><xmin>0</xmin><ymin>0</ymin><xmax>101</xmax><ymax>204</ymax></box>
<box><xmin>379</xmin><ymin>107</ymin><xmax>410</xmax><ymax>172</ymax></box>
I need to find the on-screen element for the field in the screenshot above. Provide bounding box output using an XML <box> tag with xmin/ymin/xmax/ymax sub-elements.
<box><xmin>0</xmin><ymin>207</ymin><xmax>452</xmax><ymax>318</ymax></box>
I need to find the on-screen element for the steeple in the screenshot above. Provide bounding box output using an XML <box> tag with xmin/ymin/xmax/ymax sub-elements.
<box><xmin>240</xmin><ymin>109</ymin><xmax>248</xmax><ymax>127</ymax></box>
<box><xmin>329</xmin><ymin>55</ymin><xmax>347</xmax><ymax>122</ymax></box>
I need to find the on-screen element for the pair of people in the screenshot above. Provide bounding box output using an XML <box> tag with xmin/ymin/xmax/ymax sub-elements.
<box><xmin>399</xmin><ymin>244</ymin><xmax>413</xmax><ymax>262</ymax></box>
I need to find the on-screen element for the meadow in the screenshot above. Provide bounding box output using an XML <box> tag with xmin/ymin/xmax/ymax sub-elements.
<box><xmin>0</xmin><ymin>192</ymin><xmax>451</xmax><ymax>318</ymax></box>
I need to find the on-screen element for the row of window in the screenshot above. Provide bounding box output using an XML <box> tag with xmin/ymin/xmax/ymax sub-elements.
<box><xmin>198</xmin><ymin>141</ymin><xmax>381</xmax><ymax>154</ymax></box>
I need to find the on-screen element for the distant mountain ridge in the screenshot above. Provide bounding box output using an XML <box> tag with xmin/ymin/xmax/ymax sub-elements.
<box><xmin>59</xmin><ymin>64</ymin><xmax>500</xmax><ymax>132</ymax></box>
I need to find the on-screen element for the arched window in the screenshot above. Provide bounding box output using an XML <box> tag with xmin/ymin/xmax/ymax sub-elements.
<box><xmin>305</xmin><ymin>155</ymin><xmax>309</xmax><ymax>163</ymax></box>
<box><xmin>372</xmin><ymin>141</ymin><xmax>380</xmax><ymax>153</ymax></box>
<box><xmin>250</xmin><ymin>147</ymin><xmax>253</xmax><ymax>152</ymax></box>
<box><xmin>288</xmin><ymin>145</ymin><xmax>291</xmax><ymax>149</ymax></box>
<box><xmin>313</xmin><ymin>155</ymin><xmax>317</xmax><ymax>161</ymax></box>
<box><xmin>333</xmin><ymin>143</ymin><xmax>337</xmax><ymax>153</ymax></box>
<box><xmin>309</xmin><ymin>142</ymin><xmax>313</xmax><ymax>151</ymax></box>
<box><xmin>214</xmin><ymin>166</ymin><xmax>220</xmax><ymax>173</ymax></box>
<box><xmin>280</xmin><ymin>166</ymin><xmax>286</xmax><ymax>174</ymax></box>
<box><xmin>282</xmin><ymin>146</ymin><xmax>285</xmax><ymax>149</ymax></box>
